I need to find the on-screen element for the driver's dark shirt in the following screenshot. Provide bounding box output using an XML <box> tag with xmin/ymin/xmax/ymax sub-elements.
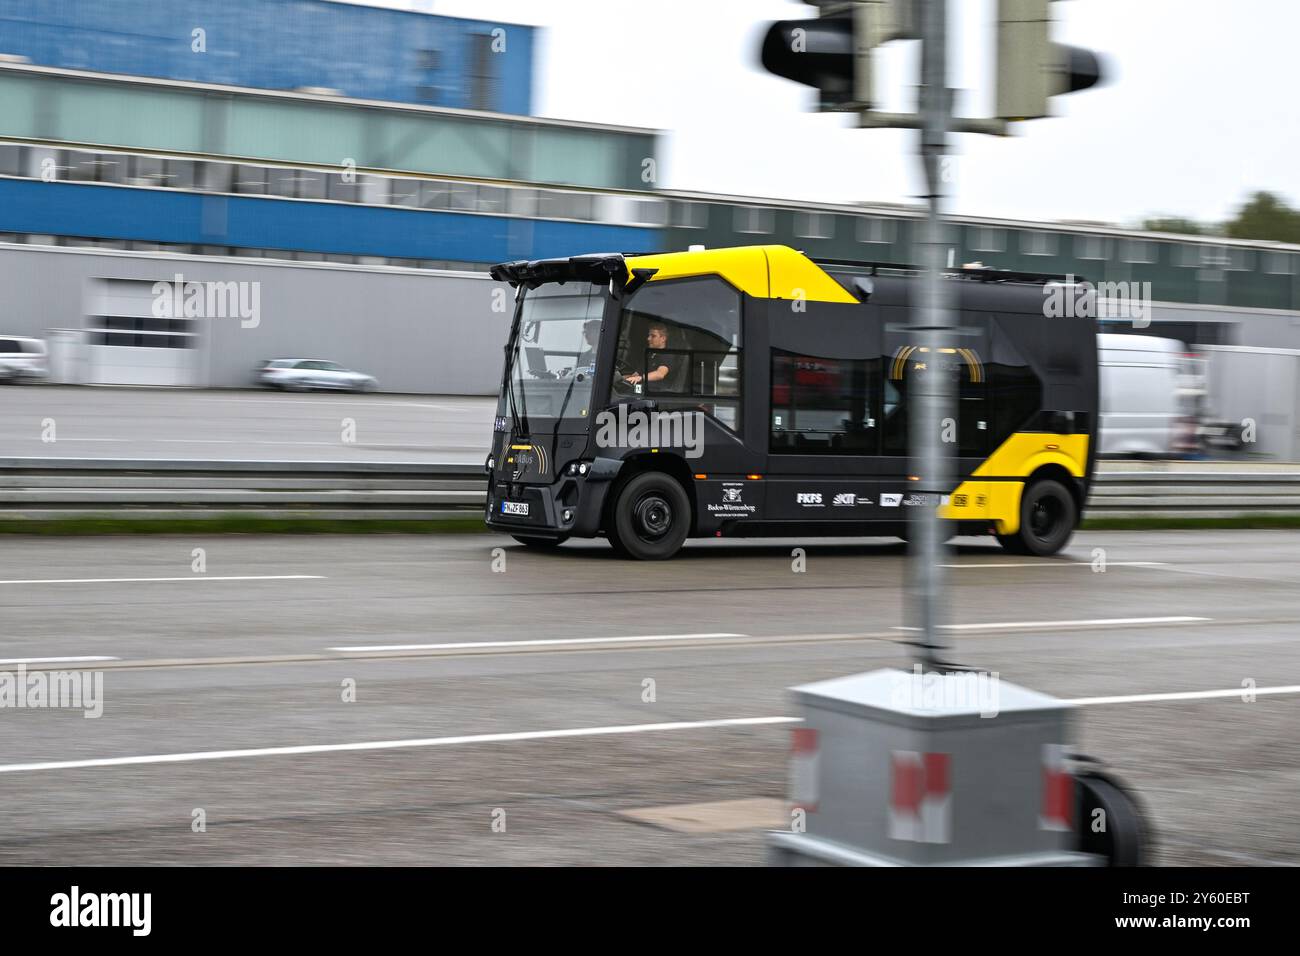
<box><xmin>646</xmin><ymin>349</ymin><xmax>682</xmax><ymax>393</ymax></box>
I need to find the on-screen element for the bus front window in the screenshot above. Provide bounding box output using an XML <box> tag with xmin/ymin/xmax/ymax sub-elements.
<box><xmin>501</xmin><ymin>283</ymin><xmax>605</xmax><ymax>426</ymax></box>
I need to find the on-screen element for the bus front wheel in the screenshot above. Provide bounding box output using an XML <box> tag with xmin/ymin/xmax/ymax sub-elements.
<box><xmin>997</xmin><ymin>479</ymin><xmax>1077</xmax><ymax>557</ymax></box>
<box><xmin>607</xmin><ymin>472</ymin><xmax>691</xmax><ymax>560</ymax></box>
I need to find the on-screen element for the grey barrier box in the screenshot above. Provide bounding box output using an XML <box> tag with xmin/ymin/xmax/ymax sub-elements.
<box><xmin>768</xmin><ymin>668</ymin><xmax>1100</xmax><ymax>867</ymax></box>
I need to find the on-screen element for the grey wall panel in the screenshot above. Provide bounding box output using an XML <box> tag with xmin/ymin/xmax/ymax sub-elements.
<box><xmin>0</xmin><ymin>245</ymin><xmax>512</xmax><ymax>394</ymax></box>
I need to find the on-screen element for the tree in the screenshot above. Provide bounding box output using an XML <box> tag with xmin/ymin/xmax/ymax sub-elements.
<box><xmin>1226</xmin><ymin>192</ymin><xmax>1300</xmax><ymax>245</ymax></box>
<box><xmin>1142</xmin><ymin>216</ymin><xmax>1206</xmax><ymax>236</ymax></box>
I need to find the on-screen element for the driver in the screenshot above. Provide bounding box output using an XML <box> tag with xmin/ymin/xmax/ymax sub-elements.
<box><xmin>574</xmin><ymin>319</ymin><xmax>600</xmax><ymax>373</ymax></box>
<box><xmin>624</xmin><ymin>321</ymin><xmax>676</xmax><ymax>389</ymax></box>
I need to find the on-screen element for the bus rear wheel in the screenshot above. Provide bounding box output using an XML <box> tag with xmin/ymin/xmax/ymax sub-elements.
<box><xmin>997</xmin><ymin>478</ymin><xmax>1077</xmax><ymax>557</ymax></box>
<box><xmin>607</xmin><ymin>472</ymin><xmax>691</xmax><ymax>560</ymax></box>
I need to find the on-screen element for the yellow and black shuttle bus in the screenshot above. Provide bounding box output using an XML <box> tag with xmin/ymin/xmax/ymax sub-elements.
<box><xmin>485</xmin><ymin>244</ymin><xmax>1098</xmax><ymax>560</ymax></box>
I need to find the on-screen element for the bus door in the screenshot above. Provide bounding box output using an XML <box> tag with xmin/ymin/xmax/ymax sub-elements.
<box><xmin>881</xmin><ymin>311</ymin><xmax>993</xmax><ymax>497</ymax></box>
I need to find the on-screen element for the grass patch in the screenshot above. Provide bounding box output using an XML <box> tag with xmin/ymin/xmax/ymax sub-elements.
<box><xmin>0</xmin><ymin>515</ymin><xmax>490</xmax><ymax>535</ymax></box>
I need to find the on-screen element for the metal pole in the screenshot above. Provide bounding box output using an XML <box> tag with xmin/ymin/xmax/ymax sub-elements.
<box><xmin>909</xmin><ymin>0</ymin><xmax>953</xmax><ymax>668</ymax></box>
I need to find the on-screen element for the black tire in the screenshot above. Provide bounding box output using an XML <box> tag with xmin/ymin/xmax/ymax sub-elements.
<box><xmin>998</xmin><ymin>478</ymin><xmax>1077</xmax><ymax>557</ymax></box>
<box><xmin>606</xmin><ymin>471</ymin><xmax>691</xmax><ymax>560</ymax></box>
<box><xmin>511</xmin><ymin>534</ymin><xmax>568</xmax><ymax>549</ymax></box>
<box><xmin>1076</xmin><ymin>771</ymin><xmax>1151</xmax><ymax>866</ymax></box>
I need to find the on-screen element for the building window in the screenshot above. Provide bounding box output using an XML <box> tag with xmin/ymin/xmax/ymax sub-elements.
<box><xmin>634</xmin><ymin>199</ymin><xmax>668</xmax><ymax>226</ymax></box>
<box><xmin>857</xmin><ymin>217</ymin><xmax>896</xmax><ymax>244</ymax></box>
<box><xmin>1265</xmin><ymin>252</ymin><xmax>1296</xmax><ymax>275</ymax></box>
<box><xmin>1021</xmin><ymin>231</ymin><xmax>1057</xmax><ymax>256</ymax></box>
<box><xmin>1121</xmin><ymin>239</ymin><xmax>1156</xmax><ymax>264</ymax></box>
<box><xmin>507</xmin><ymin>188</ymin><xmax>539</xmax><ymax>217</ymax></box>
<box><xmin>1226</xmin><ymin>247</ymin><xmax>1252</xmax><ymax>271</ymax></box>
<box><xmin>1075</xmin><ymin>235</ymin><xmax>1109</xmax><ymax>260</ymax></box>
<box><xmin>467</xmin><ymin>33</ymin><xmax>500</xmax><ymax>111</ymax></box>
<box><xmin>0</xmin><ymin>143</ymin><xmax>23</xmax><ymax>177</ymax></box>
<box><xmin>970</xmin><ymin>226</ymin><xmax>1005</xmax><ymax>252</ymax></box>
<box><xmin>734</xmin><ymin>206</ymin><xmax>774</xmax><ymax>235</ymax></box>
<box><xmin>673</xmin><ymin>201</ymin><xmax>708</xmax><ymax>229</ymax></box>
<box><xmin>232</xmin><ymin>165</ymin><xmax>269</xmax><ymax>195</ymax></box>
<box><xmin>794</xmin><ymin>212</ymin><xmax>835</xmax><ymax>240</ymax></box>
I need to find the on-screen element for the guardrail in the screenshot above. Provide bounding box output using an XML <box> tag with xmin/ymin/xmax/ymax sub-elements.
<box><xmin>1</xmin><ymin>458</ymin><xmax>1299</xmax><ymax>521</ymax></box>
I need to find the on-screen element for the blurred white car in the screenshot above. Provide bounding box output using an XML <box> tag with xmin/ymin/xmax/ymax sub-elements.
<box><xmin>0</xmin><ymin>336</ymin><xmax>49</xmax><ymax>383</ymax></box>
<box><xmin>257</xmin><ymin>358</ymin><xmax>378</xmax><ymax>392</ymax></box>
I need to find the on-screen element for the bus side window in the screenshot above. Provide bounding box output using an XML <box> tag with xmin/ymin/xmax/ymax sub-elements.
<box><xmin>611</xmin><ymin>277</ymin><xmax>743</xmax><ymax>432</ymax></box>
<box><xmin>771</xmin><ymin>351</ymin><xmax>880</xmax><ymax>455</ymax></box>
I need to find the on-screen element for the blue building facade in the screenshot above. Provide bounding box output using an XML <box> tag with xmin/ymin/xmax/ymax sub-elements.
<box><xmin>0</xmin><ymin>0</ymin><xmax>535</xmax><ymax>114</ymax></box>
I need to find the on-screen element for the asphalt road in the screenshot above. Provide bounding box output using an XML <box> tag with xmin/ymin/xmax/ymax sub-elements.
<box><xmin>0</xmin><ymin>386</ymin><xmax>496</xmax><ymax>464</ymax></box>
<box><xmin>0</xmin><ymin>529</ymin><xmax>1297</xmax><ymax>865</ymax></box>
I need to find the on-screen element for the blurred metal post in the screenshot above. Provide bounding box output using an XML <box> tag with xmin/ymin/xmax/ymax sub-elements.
<box><xmin>908</xmin><ymin>0</ymin><xmax>953</xmax><ymax>667</ymax></box>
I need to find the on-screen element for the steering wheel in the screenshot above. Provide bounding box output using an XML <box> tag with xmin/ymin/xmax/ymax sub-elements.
<box><xmin>611</xmin><ymin>360</ymin><xmax>640</xmax><ymax>395</ymax></box>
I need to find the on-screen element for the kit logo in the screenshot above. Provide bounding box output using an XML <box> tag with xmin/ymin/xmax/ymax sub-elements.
<box><xmin>881</xmin><ymin>493</ymin><xmax>902</xmax><ymax>508</ymax></box>
<box><xmin>796</xmin><ymin>492</ymin><xmax>823</xmax><ymax>506</ymax></box>
<box><xmin>833</xmin><ymin>492</ymin><xmax>871</xmax><ymax>507</ymax></box>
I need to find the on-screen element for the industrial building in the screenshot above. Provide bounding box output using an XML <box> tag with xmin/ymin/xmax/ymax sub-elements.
<box><xmin>0</xmin><ymin>0</ymin><xmax>1297</xmax><ymax>393</ymax></box>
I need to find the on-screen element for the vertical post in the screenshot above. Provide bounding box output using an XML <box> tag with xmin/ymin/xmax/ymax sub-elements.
<box><xmin>909</xmin><ymin>0</ymin><xmax>953</xmax><ymax>668</ymax></box>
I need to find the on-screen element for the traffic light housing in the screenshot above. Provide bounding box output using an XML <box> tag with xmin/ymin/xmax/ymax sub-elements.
<box><xmin>996</xmin><ymin>0</ymin><xmax>1103</xmax><ymax>121</ymax></box>
<box><xmin>759</xmin><ymin>1</ymin><xmax>916</xmax><ymax>112</ymax></box>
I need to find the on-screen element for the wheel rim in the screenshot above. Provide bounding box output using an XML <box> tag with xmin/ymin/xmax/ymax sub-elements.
<box><xmin>1028</xmin><ymin>494</ymin><xmax>1063</xmax><ymax>540</ymax></box>
<box><xmin>633</xmin><ymin>493</ymin><xmax>673</xmax><ymax>541</ymax></box>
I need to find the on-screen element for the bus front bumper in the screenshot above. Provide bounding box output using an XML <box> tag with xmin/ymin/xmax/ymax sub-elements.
<box><xmin>484</xmin><ymin>458</ymin><xmax>622</xmax><ymax>538</ymax></box>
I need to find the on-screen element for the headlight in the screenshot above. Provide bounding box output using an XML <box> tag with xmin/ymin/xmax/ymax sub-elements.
<box><xmin>578</xmin><ymin>462</ymin><xmax>589</xmax><ymax>475</ymax></box>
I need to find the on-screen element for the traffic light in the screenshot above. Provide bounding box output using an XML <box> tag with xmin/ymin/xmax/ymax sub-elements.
<box><xmin>758</xmin><ymin>1</ymin><xmax>916</xmax><ymax>112</ymax></box>
<box><xmin>996</xmin><ymin>0</ymin><xmax>1103</xmax><ymax>121</ymax></box>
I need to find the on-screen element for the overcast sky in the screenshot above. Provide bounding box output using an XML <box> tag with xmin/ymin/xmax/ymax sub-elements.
<box><xmin>355</xmin><ymin>0</ymin><xmax>1300</xmax><ymax>227</ymax></box>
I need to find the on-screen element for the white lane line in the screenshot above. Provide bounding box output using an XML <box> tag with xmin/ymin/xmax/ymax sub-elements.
<box><xmin>894</xmin><ymin>615</ymin><xmax>1209</xmax><ymax>633</ymax></box>
<box><xmin>0</xmin><ymin>716</ymin><xmax>799</xmax><ymax>775</ymax></box>
<box><xmin>940</xmin><ymin>561</ymin><xmax>1168</xmax><ymax>569</ymax></box>
<box><xmin>0</xmin><ymin>656</ymin><xmax>118</xmax><ymax>665</ymax></box>
<box><xmin>331</xmin><ymin>632</ymin><xmax>747</xmax><ymax>653</ymax></box>
<box><xmin>1068</xmin><ymin>685</ymin><xmax>1300</xmax><ymax>706</ymax></box>
<box><xmin>4</xmin><ymin>684</ymin><xmax>1296</xmax><ymax>776</ymax></box>
<box><xmin>0</xmin><ymin>575</ymin><xmax>324</xmax><ymax>586</ymax></box>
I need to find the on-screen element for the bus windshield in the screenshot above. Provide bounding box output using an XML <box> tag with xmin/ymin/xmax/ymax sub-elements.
<box><xmin>500</xmin><ymin>282</ymin><xmax>606</xmax><ymax>429</ymax></box>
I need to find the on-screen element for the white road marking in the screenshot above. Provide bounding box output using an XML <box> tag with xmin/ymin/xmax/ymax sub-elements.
<box><xmin>0</xmin><ymin>574</ymin><xmax>324</xmax><ymax>586</ymax></box>
<box><xmin>0</xmin><ymin>716</ymin><xmax>799</xmax><ymax>775</ymax></box>
<box><xmin>331</xmin><ymin>632</ymin><xmax>747</xmax><ymax>653</ymax></box>
<box><xmin>3</xmin><ymin>684</ymin><xmax>1295</xmax><ymax>775</ymax></box>
<box><xmin>940</xmin><ymin>561</ymin><xmax>1168</xmax><ymax>569</ymax></box>
<box><xmin>894</xmin><ymin>615</ymin><xmax>1209</xmax><ymax>633</ymax></box>
<box><xmin>1067</xmin><ymin>685</ymin><xmax>1300</xmax><ymax>706</ymax></box>
<box><xmin>0</xmin><ymin>656</ymin><xmax>118</xmax><ymax>665</ymax></box>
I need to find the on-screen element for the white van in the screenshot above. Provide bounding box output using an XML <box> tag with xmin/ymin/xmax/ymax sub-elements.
<box><xmin>1098</xmin><ymin>333</ymin><xmax>1195</xmax><ymax>457</ymax></box>
<box><xmin>0</xmin><ymin>336</ymin><xmax>49</xmax><ymax>383</ymax></box>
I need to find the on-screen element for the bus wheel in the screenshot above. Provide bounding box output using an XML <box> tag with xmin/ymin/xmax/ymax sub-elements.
<box><xmin>998</xmin><ymin>479</ymin><xmax>1077</xmax><ymax>557</ymax></box>
<box><xmin>512</xmin><ymin>534</ymin><xmax>568</xmax><ymax>549</ymax></box>
<box><xmin>608</xmin><ymin>472</ymin><xmax>691</xmax><ymax>560</ymax></box>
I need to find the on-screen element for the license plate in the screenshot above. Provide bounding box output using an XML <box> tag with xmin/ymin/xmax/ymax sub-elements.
<box><xmin>500</xmin><ymin>501</ymin><xmax>529</xmax><ymax>516</ymax></box>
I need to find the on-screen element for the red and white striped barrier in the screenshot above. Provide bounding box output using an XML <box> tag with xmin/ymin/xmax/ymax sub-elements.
<box><xmin>889</xmin><ymin>750</ymin><xmax>951</xmax><ymax>844</ymax></box>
